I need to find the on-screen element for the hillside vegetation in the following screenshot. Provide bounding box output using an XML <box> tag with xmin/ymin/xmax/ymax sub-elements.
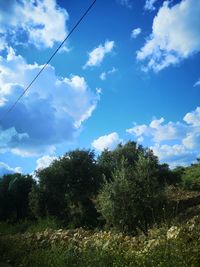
<box><xmin>0</xmin><ymin>142</ymin><xmax>200</xmax><ymax>266</ymax></box>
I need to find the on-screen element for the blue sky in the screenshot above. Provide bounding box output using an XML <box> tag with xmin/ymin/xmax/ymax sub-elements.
<box><xmin>0</xmin><ymin>0</ymin><xmax>200</xmax><ymax>175</ymax></box>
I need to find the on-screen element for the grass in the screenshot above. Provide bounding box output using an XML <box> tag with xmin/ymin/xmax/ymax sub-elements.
<box><xmin>0</xmin><ymin>215</ymin><xmax>200</xmax><ymax>267</ymax></box>
<box><xmin>0</xmin><ymin>217</ymin><xmax>60</xmax><ymax>236</ymax></box>
<box><xmin>0</xmin><ymin>189</ymin><xmax>200</xmax><ymax>266</ymax></box>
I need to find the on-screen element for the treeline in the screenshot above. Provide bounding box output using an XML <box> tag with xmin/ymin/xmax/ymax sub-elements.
<box><xmin>0</xmin><ymin>141</ymin><xmax>200</xmax><ymax>234</ymax></box>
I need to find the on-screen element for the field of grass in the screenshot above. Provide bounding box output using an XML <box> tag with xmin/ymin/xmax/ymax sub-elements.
<box><xmin>0</xmin><ymin>187</ymin><xmax>200</xmax><ymax>267</ymax></box>
<box><xmin>0</xmin><ymin>214</ymin><xmax>200</xmax><ymax>267</ymax></box>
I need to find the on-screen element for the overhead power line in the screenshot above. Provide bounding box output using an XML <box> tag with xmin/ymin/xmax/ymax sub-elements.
<box><xmin>0</xmin><ymin>0</ymin><xmax>97</xmax><ymax>123</ymax></box>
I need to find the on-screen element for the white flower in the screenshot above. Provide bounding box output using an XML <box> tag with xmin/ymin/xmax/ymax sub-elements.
<box><xmin>167</xmin><ymin>226</ymin><xmax>180</xmax><ymax>240</ymax></box>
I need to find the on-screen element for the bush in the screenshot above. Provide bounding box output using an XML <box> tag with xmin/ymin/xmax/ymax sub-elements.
<box><xmin>30</xmin><ymin>149</ymin><xmax>102</xmax><ymax>228</ymax></box>
<box><xmin>0</xmin><ymin>173</ymin><xmax>35</xmax><ymax>221</ymax></box>
<box><xmin>182</xmin><ymin>162</ymin><xmax>200</xmax><ymax>190</ymax></box>
<box><xmin>1</xmin><ymin>216</ymin><xmax>200</xmax><ymax>267</ymax></box>
<box><xmin>97</xmin><ymin>153</ymin><xmax>165</xmax><ymax>234</ymax></box>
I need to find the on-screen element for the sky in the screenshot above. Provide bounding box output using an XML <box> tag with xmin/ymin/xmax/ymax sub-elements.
<box><xmin>0</xmin><ymin>0</ymin><xmax>200</xmax><ymax>176</ymax></box>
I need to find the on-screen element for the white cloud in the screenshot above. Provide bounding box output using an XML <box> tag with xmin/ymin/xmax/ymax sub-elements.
<box><xmin>149</xmin><ymin>117</ymin><xmax>164</xmax><ymax>128</ymax></box>
<box><xmin>0</xmin><ymin>48</ymin><xmax>100</xmax><ymax>157</ymax></box>
<box><xmin>0</xmin><ymin>162</ymin><xmax>22</xmax><ymax>177</ymax></box>
<box><xmin>100</xmin><ymin>72</ymin><xmax>106</xmax><ymax>81</ymax></box>
<box><xmin>137</xmin><ymin>0</ymin><xmax>200</xmax><ymax>71</ymax></box>
<box><xmin>144</xmin><ymin>0</ymin><xmax>159</xmax><ymax>11</ymax></box>
<box><xmin>131</xmin><ymin>28</ymin><xmax>142</xmax><ymax>39</ymax></box>
<box><xmin>182</xmin><ymin>132</ymin><xmax>200</xmax><ymax>149</ymax></box>
<box><xmin>36</xmin><ymin>155</ymin><xmax>57</xmax><ymax>171</ymax></box>
<box><xmin>92</xmin><ymin>132</ymin><xmax>122</xmax><ymax>152</ymax></box>
<box><xmin>126</xmin><ymin>124</ymin><xmax>148</xmax><ymax>136</ymax></box>
<box><xmin>83</xmin><ymin>40</ymin><xmax>115</xmax><ymax>69</ymax></box>
<box><xmin>127</xmin><ymin>120</ymin><xmax>184</xmax><ymax>143</ymax></box>
<box><xmin>152</xmin><ymin>122</ymin><xmax>183</xmax><ymax>143</ymax></box>
<box><xmin>127</xmin><ymin>106</ymin><xmax>200</xmax><ymax>167</ymax></box>
<box><xmin>100</xmin><ymin>67</ymin><xmax>118</xmax><ymax>80</ymax></box>
<box><xmin>194</xmin><ymin>78</ymin><xmax>200</xmax><ymax>87</ymax></box>
<box><xmin>117</xmin><ymin>0</ymin><xmax>132</xmax><ymax>8</ymax></box>
<box><xmin>0</xmin><ymin>0</ymin><xmax>68</xmax><ymax>49</ymax></box>
<box><xmin>183</xmin><ymin>107</ymin><xmax>200</xmax><ymax>126</ymax></box>
<box><xmin>151</xmin><ymin>144</ymin><xmax>194</xmax><ymax>168</ymax></box>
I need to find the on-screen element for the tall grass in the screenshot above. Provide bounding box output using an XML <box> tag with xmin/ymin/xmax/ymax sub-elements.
<box><xmin>0</xmin><ymin>217</ymin><xmax>60</xmax><ymax>236</ymax></box>
<box><xmin>0</xmin><ymin>216</ymin><xmax>199</xmax><ymax>267</ymax></box>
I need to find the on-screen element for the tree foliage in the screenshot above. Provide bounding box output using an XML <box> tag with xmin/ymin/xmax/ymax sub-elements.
<box><xmin>97</xmin><ymin>147</ymin><xmax>166</xmax><ymax>234</ymax></box>
<box><xmin>1</xmin><ymin>142</ymin><xmax>190</xmax><ymax>234</ymax></box>
<box><xmin>182</xmin><ymin>160</ymin><xmax>200</xmax><ymax>190</ymax></box>
<box><xmin>30</xmin><ymin>149</ymin><xmax>102</xmax><ymax>227</ymax></box>
<box><xmin>0</xmin><ymin>173</ymin><xmax>35</xmax><ymax>221</ymax></box>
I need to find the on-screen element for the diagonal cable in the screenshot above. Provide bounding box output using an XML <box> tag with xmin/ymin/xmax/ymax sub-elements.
<box><xmin>0</xmin><ymin>0</ymin><xmax>97</xmax><ymax>122</ymax></box>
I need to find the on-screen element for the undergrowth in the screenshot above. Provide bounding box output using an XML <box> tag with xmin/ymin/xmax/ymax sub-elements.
<box><xmin>0</xmin><ymin>216</ymin><xmax>199</xmax><ymax>267</ymax></box>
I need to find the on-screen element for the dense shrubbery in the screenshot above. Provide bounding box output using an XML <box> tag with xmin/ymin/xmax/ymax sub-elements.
<box><xmin>0</xmin><ymin>215</ymin><xmax>200</xmax><ymax>267</ymax></box>
<box><xmin>181</xmin><ymin>160</ymin><xmax>200</xmax><ymax>190</ymax></box>
<box><xmin>29</xmin><ymin>149</ymin><xmax>102</xmax><ymax>228</ymax></box>
<box><xmin>0</xmin><ymin>173</ymin><xmax>35</xmax><ymax>221</ymax></box>
<box><xmin>0</xmin><ymin>142</ymin><xmax>199</xmax><ymax>232</ymax></box>
<box><xmin>1</xmin><ymin>142</ymin><xmax>200</xmax><ymax>266</ymax></box>
<box><xmin>97</xmin><ymin>152</ymin><xmax>165</xmax><ymax>234</ymax></box>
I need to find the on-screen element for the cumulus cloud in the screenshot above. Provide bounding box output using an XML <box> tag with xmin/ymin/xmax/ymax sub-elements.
<box><xmin>0</xmin><ymin>48</ymin><xmax>100</xmax><ymax>157</ymax></box>
<box><xmin>126</xmin><ymin>124</ymin><xmax>148</xmax><ymax>136</ymax></box>
<box><xmin>151</xmin><ymin>144</ymin><xmax>195</xmax><ymax>168</ymax></box>
<box><xmin>137</xmin><ymin>0</ymin><xmax>200</xmax><ymax>71</ymax></box>
<box><xmin>183</xmin><ymin>107</ymin><xmax>200</xmax><ymax>126</ymax></box>
<box><xmin>144</xmin><ymin>0</ymin><xmax>159</xmax><ymax>11</ymax></box>
<box><xmin>100</xmin><ymin>67</ymin><xmax>118</xmax><ymax>80</ymax></box>
<box><xmin>127</xmin><ymin>119</ymin><xmax>185</xmax><ymax>143</ymax></box>
<box><xmin>182</xmin><ymin>132</ymin><xmax>200</xmax><ymax>149</ymax></box>
<box><xmin>126</xmin><ymin>107</ymin><xmax>200</xmax><ymax>167</ymax></box>
<box><xmin>83</xmin><ymin>40</ymin><xmax>115</xmax><ymax>69</ymax></box>
<box><xmin>0</xmin><ymin>0</ymin><xmax>68</xmax><ymax>49</ymax></box>
<box><xmin>92</xmin><ymin>132</ymin><xmax>122</xmax><ymax>152</ymax></box>
<box><xmin>0</xmin><ymin>162</ymin><xmax>22</xmax><ymax>177</ymax></box>
<box><xmin>131</xmin><ymin>28</ymin><xmax>142</xmax><ymax>39</ymax></box>
<box><xmin>36</xmin><ymin>155</ymin><xmax>57</xmax><ymax>171</ymax></box>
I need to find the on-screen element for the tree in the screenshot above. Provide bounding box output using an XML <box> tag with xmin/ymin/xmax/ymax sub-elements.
<box><xmin>97</xmin><ymin>147</ymin><xmax>165</xmax><ymax>234</ymax></box>
<box><xmin>30</xmin><ymin>149</ymin><xmax>102</xmax><ymax>227</ymax></box>
<box><xmin>182</xmin><ymin>160</ymin><xmax>200</xmax><ymax>190</ymax></box>
<box><xmin>98</xmin><ymin>141</ymin><xmax>144</xmax><ymax>181</ymax></box>
<box><xmin>0</xmin><ymin>173</ymin><xmax>35</xmax><ymax>221</ymax></box>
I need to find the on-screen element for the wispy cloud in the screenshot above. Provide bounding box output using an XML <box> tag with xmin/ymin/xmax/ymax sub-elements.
<box><xmin>131</xmin><ymin>28</ymin><xmax>142</xmax><ymax>39</ymax></box>
<box><xmin>194</xmin><ymin>78</ymin><xmax>200</xmax><ymax>87</ymax></box>
<box><xmin>144</xmin><ymin>0</ymin><xmax>159</xmax><ymax>11</ymax></box>
<box><xmin>0</xmin><ymin>162</ymin><xmax>22</xmax><ymax>177</ymax></box>
<box><xmin>117</xmin><ymin>0</ymin><xmax>132</xmax><ymax>9</ymax></box>
<box><xmin>83</xmin><ymin>40</ymin><xmax>115</xmax><ymax>69</ymax></box>
<box><xmin>100</xmin><ymin>67</ymin><xmax>118</xmax><ymax>80</ymax></box>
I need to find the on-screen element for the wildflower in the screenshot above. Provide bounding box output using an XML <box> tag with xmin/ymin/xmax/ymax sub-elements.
<box><xmin>147</xmin><ymin>238</ymin><xmax>159</xmax><ymax>249</ymax></box>
<box><xmin>167</xmin><ymin>226</ymin><xmax>180</xmax><ymax>240</ymax></box>
<box><xmin>188</xmin><ymin>223</ymin><xmax>195</xmax><ymax>231</ymax></box>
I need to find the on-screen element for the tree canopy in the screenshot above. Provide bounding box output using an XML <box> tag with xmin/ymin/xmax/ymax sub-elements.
<box><xmin>30</xmin><ymin>149</ymin><xmax>102</xmax><ymax>227</ymax></box>
<box><xmin>0</xmin><ymin>173</ymin><xmax>35</xmax><ymax>221</ymax></box>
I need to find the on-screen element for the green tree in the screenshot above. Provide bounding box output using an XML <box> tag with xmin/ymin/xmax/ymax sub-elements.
<box><xmin>98</xmin><ymin>141</ymin><xmax>144</xmax><ymax>181</ymax></box>
<box><xmin>97</xmin><ymin>148</ymin><xmax>165</xmax><ymax>234</ymax></box>
<box><xmin>30</xmin><ymin>149</ymin><xmax>102</xmax><ymax>227</ymax></box>
<box><xmin>0</xmin><ymin>173</ymin><xmax>35</xmax><ymax>221</ymax></box>
<box><xmin>182</xmin><ymin>159</ymin><xmax>200</xmax><ymax>190</ymax></box>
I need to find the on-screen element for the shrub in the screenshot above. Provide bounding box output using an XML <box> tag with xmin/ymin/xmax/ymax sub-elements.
<box><xmin>97</xmin><ymin>153</ymin><xmax>165</xmax><ymax>234</ymax></box>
